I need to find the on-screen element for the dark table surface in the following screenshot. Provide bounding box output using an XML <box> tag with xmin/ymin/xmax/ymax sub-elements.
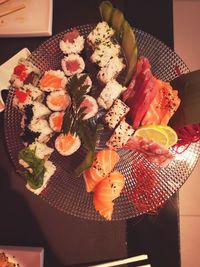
<box><xmin>0</xmin><ymin>1</ymin><xmax>180</xmax><ymax>267</ymax></box>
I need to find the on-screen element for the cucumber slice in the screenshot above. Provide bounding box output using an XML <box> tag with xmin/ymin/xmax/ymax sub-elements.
<box><xmin>99</xmin><ymin>1</ymin><xmax>113</xmax><ymax>24</ymax></box>
<box><xmin>122</xmin><ymin>21</ymin><xmax>138</xmax><ymax>85</ymax></box>
<box><xmin>124</xmin><ymin>46</ymin><xmax>138</xmax><ymax>85</ymax></box>
<box><xmin>111</xmin><ymin>8</ymin><xmax>125</xmax><ymax>42</ymax></box>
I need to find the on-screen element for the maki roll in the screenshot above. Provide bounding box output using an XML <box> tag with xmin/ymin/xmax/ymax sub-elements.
<box><xmin>76</xmin><ymin>73</ymin><xmax>93</xmax><ymax>93</ymax></box>
<box><xmin>60</xmin><ymin>28</ymin><xmax>85</xmax><ymax>54</ymax></box>
<box><xmin>79</xmin><ymin>95</ymin><xmax>98</xmax><ymax>120</ymax></box>
<box><xmin>46</xmin><ymin>90</ymin><xmax>71</xmax><ymax>111</ymax></box>
<box><xmin>61</xmin><ymin>54</ymin><xmax>85</xmax><ymax>76</ymax></box>
<box><xmin>97</xmin><ymin>57</ymin><xmax>125</xmax><ymax>84</ymax></box>
<box><xmin>90</xmin><ymin>41</ymin><xmax>121</xmax><ymax>68</ymax></box>
<box><xmin>10</xmin><ymin>60</ymin><xmax>40</xmax><ymax>88</ymax></box>
<box><xmin>55</xmin><ymin>133</ymin><xmax>81</xmax><ymax>156</ymax></box>
<box><xmin>13</xmin><ymin>84</ymin><xmax>43</xmax><ymax>111</ymax></box>
<box><xmin>18</xmin><ymin>142</ymin><xmax>56</xmax><ymax>195</ymax></box>
<box><xmin>39</xmin><ymin>70</ymin><xmax>67</xmax><ymax>92</ymax></box>
<box><xmin>49</xmin><ymin>111</ymin><xmax>64</xmax><ymax>132</ymax></box>
<box><xmin>87</xmin><ymin>21</ymin><xmax>115</xmax><ymax>48</ymax></box>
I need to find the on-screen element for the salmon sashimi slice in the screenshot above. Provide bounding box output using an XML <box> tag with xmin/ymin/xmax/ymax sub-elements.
<box><xmin>83</xmin><ymin>167</ymin><xmax>104</xmax><ymax>193</ymax></box>
<box><xmin>94</xmin><ymin>170</ymin><xmax>125</xmax><ymax>202</ymax></box>
<box><xmin>93</xmin><ymin>170</ymin><xmax>125</xmax><ymax>220</ymax></box>
<box><xmin>83</xmin><ymin>149</ymin><xmax>120</xmax><ymax>192</ymax></box>
<box><xmin>142</xmin><ymin>80</ymin><xmax>181</xmax><ymax>126</ymax></box>
<box><xmin>94</xmin><ymin>149</ymin><xmax>120</xmax><ymax>176</ymax></box>
<box><xmin>93</xmin><ymin>197</ymin><xmax>114</xmax><ymax>221</ymax></box>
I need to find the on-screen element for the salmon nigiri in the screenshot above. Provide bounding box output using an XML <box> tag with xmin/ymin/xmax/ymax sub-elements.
<box><xmin>93</xmin><ymin>170</ymin><xmax>125</xmax><ymax>220</ymax></box>
<box><xmin>83</xmin><ymin>149</ymin><xmax>120</xmax><ymax>192</ymax></box>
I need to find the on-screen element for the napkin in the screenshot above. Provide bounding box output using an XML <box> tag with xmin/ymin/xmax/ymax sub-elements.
<box><xmin>0</xmin><ymin>48</ymin><xmax>30</xmax><ymax>112</ymax></box>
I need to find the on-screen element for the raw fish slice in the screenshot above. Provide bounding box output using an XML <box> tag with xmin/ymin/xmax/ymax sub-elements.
<box><xmin>142</xmin><ymin>80</ymin><xmax>181</xmax><ymax>126</ymax></box>
<box><xmin>93</xmin><ymin>197</ymin><xmax>114</xmax><ymax>221</ymax></box>
<box><xmin>94</xmin><ymin>149</ymin><xmax>120</xmax><ymax>176</ymax></box>
<box><xmin>94</xmin><ymin>170</ymin><xmax>125</xmax><ymax>202</ymax></box>
<box><xmin>93</xmin><ymin>170</ymin><xmax>125</xmax><ymax>220</ymax></box>
<box><xmin>83</xmin><ymin>149</ymin><xmax>120</xmax><ymax>192</ymax></box>
<box><xmin>40</xmin><ymin>73</ymin><xmax>63</xmax><ymax>88</ymax></box>
<box><xmin>83</xmin><ymin>167</ymin><xmax>104</xmax><ymax>192</ymax></box>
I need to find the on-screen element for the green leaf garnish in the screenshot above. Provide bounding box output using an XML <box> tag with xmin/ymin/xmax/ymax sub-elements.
<box><xmin>62</xmin><ymin>74</ymin><xmax>89</xmax><ymax>135</ymax></box>
<box><xmin>75</xmin><ymin>124</ymin><xmax>104</xmax><ymax>176</ymax></box>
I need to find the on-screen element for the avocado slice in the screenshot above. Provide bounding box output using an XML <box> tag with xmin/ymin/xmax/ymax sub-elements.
<box><xmin>99</xmin><ymin>1</ymin><xmax>113</xmax><ymax>25</ymax></box>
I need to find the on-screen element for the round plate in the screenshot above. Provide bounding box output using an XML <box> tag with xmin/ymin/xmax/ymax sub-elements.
<box><xmin>4</xmin><ymin>24</ymin><xmax>200</xmax><ymax>220</ymax></box>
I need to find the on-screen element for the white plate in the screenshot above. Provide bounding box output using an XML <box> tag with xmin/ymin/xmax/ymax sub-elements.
<box><xmin>0</xmin><ymin>246</ymin><xmax>44</xmax><ymax>267</ymax></box>
<box><xmin>0</xmin><ymin>0</ymin><xmax>53</xmax><ymax>37</ymax></box>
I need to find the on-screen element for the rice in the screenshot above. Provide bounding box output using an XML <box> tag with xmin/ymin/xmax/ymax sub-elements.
<box><xmin>87</xmin><ymin>21</ymin><xmax>115</xmax><ymax>48</ymax></box>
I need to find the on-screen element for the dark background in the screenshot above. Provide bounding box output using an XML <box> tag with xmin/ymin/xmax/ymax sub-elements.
<box><xmin>0</xmin><ymin>1</ymin><xmax>180</xmax><ymax>266</ymax></box>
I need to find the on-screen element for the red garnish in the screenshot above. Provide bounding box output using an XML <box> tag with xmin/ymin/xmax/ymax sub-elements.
<box><xmin>173</xmin><ymin>123</ymin><xmax>200</xmax><ymax>153</ymax></box>
<box><xmin>15</xmin><ymin>89</ymin><xmax>31</xmax><ymax>103</ymax></box>
<box><xmin>13</xmin><ymin>63</ymin><xmax>28</xmax><ymax>81</ymax></box>
<box><xmin>63</xmin><ymin>29</ymin><xmax>80</xmax><ymax>43</ymax></box>
<box><xmin>65</xmin><ymin>60</ymin><xmax>80</xmax><ymax>72</ymax></box>
<box><xmin>124</xmin><ymin>156</ymin><xmax>167</xmax><ymax>214</ymax></box>
<box><xmin>174</xmin><ymin>64</ymin><xmax>182</xmax><ymax>76</ymax></box>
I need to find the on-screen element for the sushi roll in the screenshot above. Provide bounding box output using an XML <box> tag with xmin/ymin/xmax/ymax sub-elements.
<box><xmin>55</xmin><ymin>133</ymin><xmax>81</xmax><ymax>156</ymax></box>
<box><xmin>90</xmin><ymin>41</ymin><xmax>121</xmax><ymax>68</ymax></box>
<box><xmin>76</xmin><ymin>73</ymin><xmax>93</xmax><ymax>93</ymax></box>
<box><xmin>97</xmin><ymin>79</ymin><xmax>127</xmax><ymax>110</ymax></box>
<box><xmin>39</xmin><ymin>70</ymin><xmax>67</xmax><ymax>92</ymax></box>
<box><xmin>87</xmin><ymin>21</ymin><xmax>115</xmax><ymax>48</ymax></box>
<box><xmin>32</xmin><ymin>101</ymin><xmax>51</xmax><ymax>119</ymax></box>
<box><xmin>28</xmin><ymin>118</ymin><xmax>53</xmax><ymax>143</ymax></box>
<box><xmin>79</xmin><ymin>95</ymin><xmax>98</xmax><ymax>120</ymax></box>
<box><xmin>28</xmin><ymin>141</ymin><xmax>54</xmax><ymax>160</ymax></box>
<box><xmin>49</xmin><ymin>111</ymin><xmax>64</xmax><ymax>132</ymax></box>
<box><xmin>26</xmin><ymin>160</ymin><xmax>56</xmax><ymax>195</ymax></box>
<box><xmin>61</xmin><ymin>54</ymin><xmax>85</xmax><ymax>76</ymax></box>
<box><xmin>104</xmin><ymin>99</ymin><xmax>130</xmax><ymax>129</ymax></box>
<box><xmin>46</xmin><ymin>90</ymin><xmax>71</xmax><ymax>111</ymax></box>
<box><xmin>13</xmin><ymin>84</ymin><xmax>44</xmax><ymax>111</ymax></box>
<box><xmin>106</xmin><ymin>119</ymin><xmax>134</xmax><ymax>150</ymax></box>
<box><xmin>10</xmin><ymin>60</ymin><xmax>40</xmax><ymax>88</ymax></box>
<box><xmin>97</xmin><ymin>57</ymin><xmax>125</xmax><ymax>84</ymax></box>
<box><xmin>18</xmin><ymin>143</ymin><xmax>56</xmax><ymax>195</ymax></box>
<box><xmin>60</xmin><ymin>28</ymin><xmax>85</xmax><ymax>54</ymax></box>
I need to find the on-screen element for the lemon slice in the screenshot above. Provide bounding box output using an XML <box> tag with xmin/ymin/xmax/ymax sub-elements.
<box><xmin>159</xmin><ymin>125</ymin><xmax>178</xmax><ymax>148</ymax></box>
<box><xmin>134</xmin><ymin>125</ymin><xmax>169</xmax><ymax>148</ymax></box>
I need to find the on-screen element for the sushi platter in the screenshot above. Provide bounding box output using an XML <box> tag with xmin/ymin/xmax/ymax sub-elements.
<box><xmin>4</xmin><ymin>2</ymin><xmax>200</xmax><ymax>220</ymax></box>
